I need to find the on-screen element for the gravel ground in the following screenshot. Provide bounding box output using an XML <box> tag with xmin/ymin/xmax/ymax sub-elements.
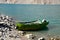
<box><xmin>0</xmin><ymin>28</ymin><xmax>28</xmax><ymax>40</ymax></box>
<box><xmin>0</xmin><ymin>15</ymin><xmax>28</xmax><ymax>40</ymax></box>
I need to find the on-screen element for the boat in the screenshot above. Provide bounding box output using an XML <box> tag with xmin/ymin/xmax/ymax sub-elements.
<box><xmin>16</xmin><ymin>19</ymin><xmax>49</xmax><ymax>31</ymax></box>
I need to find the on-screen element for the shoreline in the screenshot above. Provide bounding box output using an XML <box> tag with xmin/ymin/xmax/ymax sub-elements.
<box><xmin>0</xmin><ymin>14</ymin><xmax>60</xmax><ymax>40</ymax></box>
<box><xmin>25</xmin><ymin>31</ymin><xmax>60</xmax><ymax>40</ymax></box>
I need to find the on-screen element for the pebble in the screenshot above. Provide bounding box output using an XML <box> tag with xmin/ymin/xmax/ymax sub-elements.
<box><xmin>25</xmin><ymin>34</ymin><xmax>36</xmax><ymax>40</ymax></box>
<box><xmin>0</xmin><ymin>32</ymin><xmax>2</xmax><ymax>36</ymax></box>
<box><xmin>1</xmin><ymin>38</ymin><xmax>4</xmax><ymax>40</ymax></box>
<box><xmin>38</xmin><ymin>37</ymin><xmax>45</xmax><ymax>40</ymax></box>
<box><xmin>51</xmin><ymin>38</ymin><xmax>54</xmax><ymax>40</ymax></box>
<box><xmin>18</xmin><ymin>31</ymin><xmax>25</xmax><ymax>36</ymax></box>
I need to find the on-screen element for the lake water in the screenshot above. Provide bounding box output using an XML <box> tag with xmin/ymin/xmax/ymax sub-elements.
<box><xmin>0</xmin><ymin>4</ymin><xmax>60</xmax><ymax>37</ymax></box>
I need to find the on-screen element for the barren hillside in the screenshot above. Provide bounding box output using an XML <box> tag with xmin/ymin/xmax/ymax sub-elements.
<box><xmin>0</xmin><ymin>0</ymin><xmax>60</xmax><ymax>4</ymax></box>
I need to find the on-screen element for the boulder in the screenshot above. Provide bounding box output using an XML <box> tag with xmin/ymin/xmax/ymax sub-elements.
<box><xmin>25</xmin><ymin>34</ymin><xmax>36</xmax><ymax>40</ymax></box>
<box><xmin>38</xmin><ymin>37</ymin><xmax>45</xmax><ymax>40</ymax></box>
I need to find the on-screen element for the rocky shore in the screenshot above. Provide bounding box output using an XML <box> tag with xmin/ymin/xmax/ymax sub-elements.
<box><xmin>0</xmin><ymin>14</ymin><xmax>28</xmax><ymax>40</ymax></box>
<box><xmin>0</xmin><ymin>14</ymin><xmax>60</xmax><ymax>40</ymax></box>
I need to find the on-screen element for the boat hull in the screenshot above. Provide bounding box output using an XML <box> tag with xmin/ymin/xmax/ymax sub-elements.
<box><xmin>16</xmin><ymin>21</ymin><xmax>49</xmax><ymax>31</ymax></box>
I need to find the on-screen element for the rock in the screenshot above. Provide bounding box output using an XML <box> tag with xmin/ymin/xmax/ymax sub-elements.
<box><xmin>0</xmin><ymin>14</ymin><xmax>16</xmax><ymax>29</ymax></box>
<box><xmin>51</xmin><ymin>38</ymin><xmax>54</xmax><ymax>40</ymax></box>
<box><xmin>4</xmin><ymin>19</ymin><xmax>7</xmax><ymax>22</ymax></box>
<box><xmin>18</xmin><ymin>31</ymin><xmax>25</xmax><ymax>36</ymax></box>
<box><xmin>0</xmin><ymin>14</ymin><xmax>28</xmax><ymax>40</ymax></box>
<box><xmin>0</xmin><ymin>32</ymin><xmax>2</xmax><ymax>36</ymax></box>
<box><xmin>6</xmin><ymin>16</ymin><xmax>9</xmax><ymax>19</ymax></box>
<box><xmin>25</xmin><ymin>34</ymin><xmax>36</xmax><ymax>40</ymax></box>
<box><xmin>1</xmin><ymin>38</ymin><xmax>4</xmax><ymax>40</ymax></box>
<box><xmin>9</xmin><ymin>34</ymin><xmax>14</xmax><ymax>38</ymax></box>
<box><xmin>38</xmin><ymin>37</ymin><xmax>45</xmax><ymax>40</ymax></box>
<box><xmin>0</xmin><ymin>28</ymin><xmax>1</xmax><ymax>30</ymax></box>
<box><xmin>15</xmin><ymin>35</ymin><xmax>20</xmax><ymax>38</ymax></box>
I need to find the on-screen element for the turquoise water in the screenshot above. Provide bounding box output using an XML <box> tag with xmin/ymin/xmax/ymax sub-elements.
<box><xmin>0</xmin><ymin>4</ymin><xmax>60</xmax><ymax>36</ymax></box>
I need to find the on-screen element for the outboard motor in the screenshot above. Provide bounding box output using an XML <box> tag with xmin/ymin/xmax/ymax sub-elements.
<box><xmin>42</xmin><ymin>19</ymin><xmax>49</xmax><ymax>25</ymax></box>
<box><xmin>42</xmin><ymin>19</ymin><xmax>47</xmax><ymax>23</ymax></box>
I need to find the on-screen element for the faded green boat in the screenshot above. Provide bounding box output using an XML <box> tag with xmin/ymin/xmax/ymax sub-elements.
<box><xmin>16</xmin><ymin>19</ymin><xmax>49</xmax><ymax>31</ymax></box>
